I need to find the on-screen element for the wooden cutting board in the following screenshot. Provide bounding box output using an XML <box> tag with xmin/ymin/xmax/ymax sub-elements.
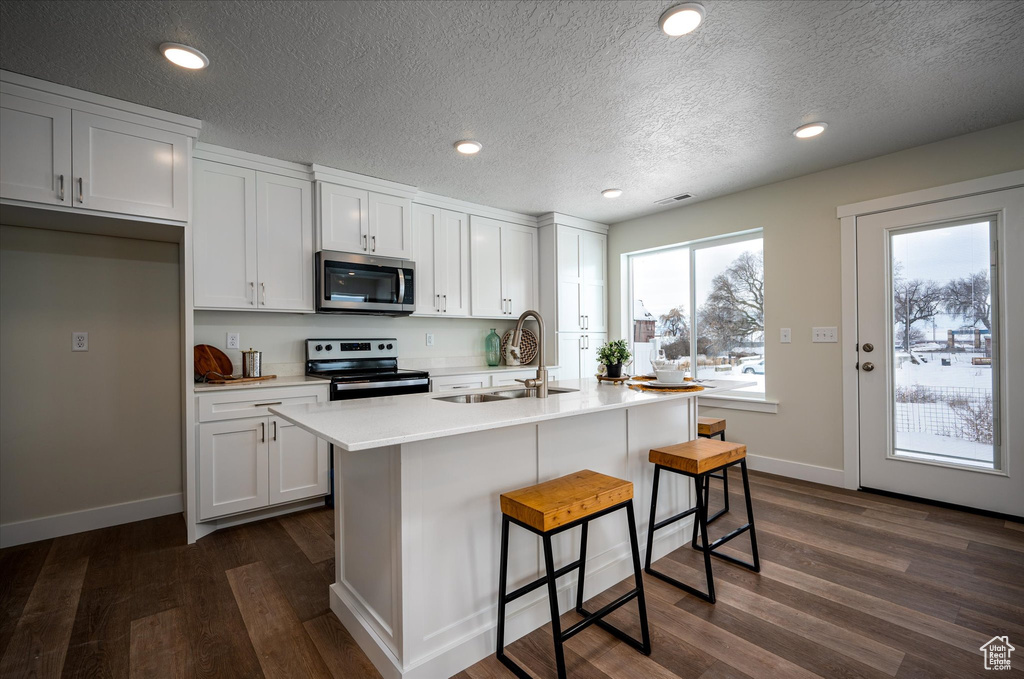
<box><xmin>194</xmin><ymin>344</ymin><xmax>233</xmax><ymax>380</ymax></box>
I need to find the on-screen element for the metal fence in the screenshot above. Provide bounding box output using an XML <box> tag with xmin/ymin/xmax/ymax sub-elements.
<box><xmin>894</xmin><ymin>385</ymin><xmax>993</xmax><ymax>443</ymax></box>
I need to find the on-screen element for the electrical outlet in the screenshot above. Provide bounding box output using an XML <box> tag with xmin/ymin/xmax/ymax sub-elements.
<box><xmin>812</xmin><ymin>326</ymin><xmax>838</xmax><ymax>343</ymax></box>
<box><xmin>72</xmin><ymin>331</ymin><xmax>88</xmax><ymax>351</ymax></box>
<box><xmin>780</xmin><ymin>328</ymin><xmax>792</xmax><ymax>344</ymax></box>
<box><xmin>226</xmin><ymin>332</ymin><xmax>240</xmax><ymax>349</ymax></box>
<box><xmin>425</xmin><ymin>333</ymin><xmax>434</xmax><ymax>347</ymax></box>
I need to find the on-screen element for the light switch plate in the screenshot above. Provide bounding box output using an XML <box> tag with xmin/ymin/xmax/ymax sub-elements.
<box><xmin>812</xmin><ymin>326</ymin><xmax>838</xmax><ymax>343</ymax></box>
<box><xmin>780</xmin><ymin>328</ymin><xmax>791</xmax><ymax>343</ymax></box>
<box><xmin>72</xmin><ymin>331</ymin><xmax>88</xmax><ymax>351</ymax></box>
<box><xmin>426</xmin><ymin>333</ymin><xmax>434</xmax><ymax>347</ymax></box>
<box><xmin>226</xmin><ymin>333</ymin><xmax>240</xmax><ymax>349</ymax></box>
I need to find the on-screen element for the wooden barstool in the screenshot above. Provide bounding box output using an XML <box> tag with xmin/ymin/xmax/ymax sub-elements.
<box><xmin>496</xmin><ymin>470</ymin><xmax>652</xmax><ymax>679</ymax></box>
<box><xmin>697</xmin><ymin>416</ymin><xmax>729</xmax><ymax>512</ymax></box>
<box><xmin>644</xmin><ymin>439</ymin><xmax>760</xmax><ymax>603</ymax></box>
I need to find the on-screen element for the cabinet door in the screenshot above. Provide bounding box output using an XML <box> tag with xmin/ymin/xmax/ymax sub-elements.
<box><xmin>502</xmin><ymin>224</ymin><xmax>538</xmax><ymax>318</ymax></box>
<box><xmin>580</xmin><ymin>230</ymin><xmax>607</xmax><ymax>332</ymax></box>
<box><xmin>71</xmin><ymin>110</ymin><xmax>189</xmax><ymax>221</ymax></box>
<box><xmin>257</xmin><ymin>173</ymin><xmax>313</xmax><ymax>311</ymax></box>
<box><xmin>0</xmin><ymin>93</ymin><xmax>72</xmax><ymax>206</ymax></box>
<box><xmin>198</xmin><ymin>418</ymin><xmax>269</xmax><ymax>520</ymax></box>
<box><xmin>368</xmin><ymin>192</ymin><xmax>412</xmax><ymax>259</ymax></box>
<box><xmin>557</xmin><ymin>334</ymin><xmax>583</xmax><ymax>381</ymax></box>
<box><xmin>412</xmin><ymin>204</ymin><xmax>441</xmax><ymax>315</ymax></box>
<box><xmin>319</xmin><ymin>182</ymin><xmax>368</xmax><ymax>254</ymax></box>
<box><xmin>582</xmin><ymin>333</ymin><xmax>607</xmax><ymax>379</ymax></box>
<box><xmin>440</xmin><ymin>209</ymin><xmax>470</xmax><ymax>316</ymax></box>
<box><xmin>470</xmin><ymin>217</ymin><xmax>505</xmax><ymax>317</ymax></box>
<box><xmin>193</xmin><ymin>160</ymin><xmax>257</xmax><ymax>309</ymax></box>
<box><xmin>557</xmin><ymin>227</ymin><xmax>582</xmax><ymax>331</ymax></box>
<box><xmin>268</xmin><ymin>416</ymin><xmax>329</xmax><ymax>505</ymax></box>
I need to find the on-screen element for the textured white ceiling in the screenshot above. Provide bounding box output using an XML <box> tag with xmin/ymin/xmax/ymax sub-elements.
<box><xmin>2</xmin><ymin>1</ymin><xmax>1023</xmax><ymax>223</ymax></box>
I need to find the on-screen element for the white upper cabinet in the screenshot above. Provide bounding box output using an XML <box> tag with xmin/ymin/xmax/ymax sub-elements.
<box><xmin>257</xmin><ymin>173</ymin><xmax>313</xmax><ymax>311</ymax></box>
<box><xmin>413</xmin><ymin>204</ymin><xmax>441</xmax><ymax>314</ymax></box>
<box><xmin>368</xmin><ymin>192</ymin><xmax>412</xmax><ymax>259</ymax></box>
<box><xmin>71</xmin><ymin>111</ymin><xmax>189</xmax><ymax>221</ymax></box>
<box><xmin>0</xmin><ymin>93</ymin><xmax>71</xmax><ymax>206</ymax></box>
<box><xmin>193</xmin><ymin>155</ymin><xmax>314</xmax><ymax>312</ymax></box>
<box><xmin>470</xmin><ymin>215</ymin><xmax>538</xmax><ymax>318</ymax></box>
<box><xmin>440</xmin><ymin>209</ymin><xmax>470</xmax><ymax>316</ymax></box>
<box><xmin>579</xmin><ymin>229</ymin><xmax>607</xmax><ymax>332</ymax></box>
<box><xmin>319</xmin><ymin>182</ymin><xmax>368</xmax><ymax>254</ymax></box>
<box><xmin>413</xmin><ymin>204</ymin><xmax>470</xmax><ymax>316</ymax></box>
<box><xmin>317</xmin><ymin>180</ymin><xmax>412</xmax><ymax>259</ymax></box>
<box><xmin>193</xmin><ymin>160</ymin><xmax>258</xmax><ymax>309</ymax></box>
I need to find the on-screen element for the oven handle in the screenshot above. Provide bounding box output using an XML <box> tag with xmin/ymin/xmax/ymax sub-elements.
<box><xmin>398</xmin><ymin>269</ymin><xmax>406</xmax><ymax>305</ymax></box>
<box><xmin>333</xmin><ymin>378</ymin><xmax>429</xmax><ymax>391</ymax></box>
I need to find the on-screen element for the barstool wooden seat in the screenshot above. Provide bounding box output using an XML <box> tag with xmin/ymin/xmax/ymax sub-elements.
<box><xmin>645</xmin><ymin>439</ymin><xmax>760</xmax><ymax>604</ymax></box>
<box><xmin>696</xmin><ymin>416</ymin><xmax>730</xmax><ymax>511</ymax></box>
<box><xmin>496</xmin><ymin>470</ymin><xmax>651</xmax><ymax>679</ymax></box>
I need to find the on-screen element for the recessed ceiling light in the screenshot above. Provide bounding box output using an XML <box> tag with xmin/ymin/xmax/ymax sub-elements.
<box><xmin>454</xmin><ymin>140</ymin><xmax>482</xmax><ymax>155</ymax></box>
<box><xmin>602</xmin><ymin>188</ymin><xmax>623</xmax><ymax>199</ymax></box>
<box><xmin>660</xmin><ymin>3</ymin><xmax>706</xmax><ymax>36</ymax></box>
<box><xmin>160</xmin><ymin>42</ymin><xmax>209</xmax><ymax>70</ymax></box>
<box><xmin>793</xmin><ymin>122</ymin><xmax>828</xmax><ymax>139</ymax></box>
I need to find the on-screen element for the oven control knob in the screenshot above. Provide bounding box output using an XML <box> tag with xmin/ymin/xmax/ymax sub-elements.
<box><xmin>315</xmin><ymin>344</ymin><xmax>323</xmax><ymax>352</ymax></box>
<box><xmin>378</xmin><ymin>343</ymin><xmax>385</xmax><ymax>350</ymax></box>
<box><xmin>386</xmin><ymin>343</ymin><xmax>393</xmax><ymax>350</ymax></box>
<box><xmin>325</xmin><ymin>344</ymin><xmax>333</xmax><ymax>351</ymax></box>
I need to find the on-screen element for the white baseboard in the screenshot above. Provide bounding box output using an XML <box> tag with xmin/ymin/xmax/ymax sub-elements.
<box><xmin>745</xmin><ymin>454</ymin><xmax>845</xmax><ymax>487</ymax></box>
<box><xmin>0</xmin><ymin>493</ymin><xmax>183</xmax><ymax>548</ymax></box>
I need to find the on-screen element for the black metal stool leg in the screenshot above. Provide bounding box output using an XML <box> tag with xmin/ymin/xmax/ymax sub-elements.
<box><xmin>694</xmin><ymin>477</ymin><xmax>716</xmax><ymax>603</ymax></box>
<box><xmin>574</xmin><ymin>522</ymin><xmax>589</xmax><ymax>615</ymax></box>
<box><xmin>722</xmin><ymin>465</ymin><xmax>730</xmax><ymax>513</ymax></box>
<box><xmin>690</xmin><ymin>474</ymin><xmax>706</xmax><ymax>549</ymax></box>
<box><xmin>542</xmin><ymin>534</ymin><xmax>568</xmax><ymax>679</ymax></box>
<box><xmin>645</xmin><ymin>465</ymin><xmax>661</xmax><ymax>570</ymax></box>
<box><xmin>495</xmin><ymin>516</ymin><xmax>525</xmax><ymax>677</ymax></box>
<box><xmin>740</xmin><ymin>460</ymin><xmax>761</xmax><ymax>572</ymax></box>
<box><xmin>626</xmin><ymin>501</ymin><xmax>652</xmax><ymax>654</ymax></box>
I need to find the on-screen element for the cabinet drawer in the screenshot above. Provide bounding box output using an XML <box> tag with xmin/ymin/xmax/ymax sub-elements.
<box><xmin>430</xmin><ymin>374</ymin><xmax>490</xmax><ymax>392</ymax></box>
<box><xmin>197</xmin><ymin>384</ymin><xmax>328</xmax><ymax>422</ymax></box>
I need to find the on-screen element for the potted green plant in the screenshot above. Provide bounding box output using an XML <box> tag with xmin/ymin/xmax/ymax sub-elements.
<box><xmin>597</xmin><ymin>339</ymin><xmax>632</xmax><ymax>378</ymax></box>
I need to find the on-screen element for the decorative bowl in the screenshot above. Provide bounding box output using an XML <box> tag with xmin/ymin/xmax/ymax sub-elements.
<box><xmin>655</xmin><ymin>369</ymin><xmax>687</xmax><ymax>384</ymax></box>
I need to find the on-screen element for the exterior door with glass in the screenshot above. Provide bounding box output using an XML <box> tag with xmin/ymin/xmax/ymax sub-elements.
<box><xmin>856</xmin><ymin>188</ymin><xmax>1023</xmax><ymax>516</ymax></box>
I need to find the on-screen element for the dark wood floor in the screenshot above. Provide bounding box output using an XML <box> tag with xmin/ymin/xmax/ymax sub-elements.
<box><xmin>1</xmin><ymin>472</ymin><xmax>1022</xmax><ymax>678</ymax></box>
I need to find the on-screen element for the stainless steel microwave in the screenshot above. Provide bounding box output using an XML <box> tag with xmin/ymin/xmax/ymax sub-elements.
<box><xmin>316</xmin><ymin>251</ymin><xmax>415</xmax><ymax>315</ymax></box>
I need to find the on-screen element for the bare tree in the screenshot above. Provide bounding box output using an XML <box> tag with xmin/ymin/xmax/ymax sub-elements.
<box><xmin>658</xmin><ymin>306</ymin><xmax>689</xmax><ymax>339</ymax></box>
<box><xmin>893</xmin><ymin>265</ymin><xmax>944</xmax><ymax>350</ymax></box>
<box><xmin>944</xmin><ymin>270</ymin><xmax>991</xmax><ymax>330</ymax></box>
<box><xmin>696</xmin><ymin>251</ymin><xmax>764</xmax><ymax>356</ymax></box>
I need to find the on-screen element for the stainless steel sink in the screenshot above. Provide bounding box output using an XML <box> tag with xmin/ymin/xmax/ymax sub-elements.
<box><xmin>433</xmin><ymin>393</ymin><xmax>511</xmax><ymax>404</ymax></box>
<box><xmin>488</xmin><ymin>387</ymin><xmax>579</xmax><ymax>399</ymax></box>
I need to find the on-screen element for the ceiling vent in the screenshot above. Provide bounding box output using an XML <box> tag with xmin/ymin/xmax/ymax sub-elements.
<box><xmin>655</xmin><ymin>193</ymin><xmax>693</xmax><ymax>206</ymax></box>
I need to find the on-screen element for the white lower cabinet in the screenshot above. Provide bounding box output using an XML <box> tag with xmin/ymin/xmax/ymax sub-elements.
<box><xmin>431</xmin><ymin>369</ymin><xmax>561</xmax><ymax>392</ymax></box>
<box><xmin>197</xmin><ymin>385</ymin><xmax>329</xmax><ymax>521</ymax></box>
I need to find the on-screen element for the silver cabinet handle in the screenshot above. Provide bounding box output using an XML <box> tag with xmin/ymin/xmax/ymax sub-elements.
<box><xmin>261</xmin><ymin>282</ymin><xmax>267</xmax><ymax>305</ymax></box>
<box><xmin>77</xmin><ymin>177</ymin><xmax>84</xmax><ymax>203</ymax></box>
<box><xmin>580</xmin><ymin>314</ymin><xmax>584</xmax><ymax>330</ymax></box>
<box><xmin>58</xmin><ymin>174</ymin><xmax>65</xmax><ymax>201</ymax></box>
<box><xmin>250</xmin><ymin>282</ymin><xmax>255</xmax><ymax>305</ymax></box>
<box><xmin>362</xmin><ymin>234</ymin><xmax>368</xmax><ymax>251</ymax></box>
<box><xmin>260</xmin><ymin>421</ymin><xmax>266</xmax><ymax>443</ymax></box>
<box><xmin>436</xmin><ymin>294</ymin><xmax>440</xmax><ymax>312</ymax></box>
<box><xmin>451</xmin><ymin>385</ymin><xmax>470</xmax><ymax>389</ymax></box>
<box><xmin>443</xmin><ymin>294</ymin><xmax>447</xmax><ymax>312</ymax></box>
<box><xmin>253</xmin><ymin>401</ymin><xmax>282</xmax><ymax>407</ymax></box>
<box><xmin>585</xmin><ymin>315</ymin><xmax>589</xmax><ymax>329</ymax></box>
<box><xmin>272</xmin><ymin>420</ymin><xmax>278</xmax><ymax>441</ymax></box>
<box><xmin>372</xmin><ymin>235</ymin><xmax>376</xmax><ymax>252</ymax></box>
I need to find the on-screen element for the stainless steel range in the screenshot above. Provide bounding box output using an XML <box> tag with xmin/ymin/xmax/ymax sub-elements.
<box><xmin>305</xmin><ymin>338</ymin><xmax>429</xmax><ymax>400</ymax></box>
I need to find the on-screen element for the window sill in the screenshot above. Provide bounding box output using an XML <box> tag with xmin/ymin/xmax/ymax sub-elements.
<box><xmin>698</xmin><ymin>393</ymin><xmax>778</xmax><ymax>413</ymax></box>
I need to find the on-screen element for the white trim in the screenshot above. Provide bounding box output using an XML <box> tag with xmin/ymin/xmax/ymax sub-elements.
<box><xmin>1</xmin><ymin>70</ymin><xmax>202</xmax><ymax>138</ymax></box>
<box><xmin>312</xmin><ymin>164</ymin><xmax>417</xmax><ymax>200</ymax></box>
<box><xmin>414</xmin><ymin>192</ymin><xmax>538</xmax><ymax>228</ymax></box>
<box><xmin>193</xmin><ymin>143</ymin><xmax>312</xmax><ymax>181</ymax></box>
<box><xmin>191</xmin><ymin>497</ymin><xmax>326</xmax><ymax>541</ymax></box>
<box><xmin>746</xmin><ymin>454</ymin><xmax>845</xmax><ymax>488</ymax></box>
<box><xmin>840</xmin><ymin>215</ymin><xmax>860</xmax><ymax>489</ymax></box>
<box><xmin>836</xmin><ymin>170</ymin><xmax>1024</xmax><ymax>218</ymax></box>
<box><xmin>536</xmin><ymin>212</ymin><xmax>609</xmax><ymax>234</ymax></box>
<box><xmin>698</xmin><ymin>395</ymin><xmax>778</xmax><ymax>413</ymax></box>
<box><xmin>0</xmin><ymin>200</ymin><xmax>187</xmax><ymax>240</ymax></box>
<box><xmin>0</xmin><ymin>493</ymin><xmax>183</xmax><ymax>548</ymax></box>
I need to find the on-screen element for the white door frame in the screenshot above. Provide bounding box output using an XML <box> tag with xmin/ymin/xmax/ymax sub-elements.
<box><xmin>837</xmin><ymin>169</ymin><xmax>1024</xmax><ymax>490</ymax></box>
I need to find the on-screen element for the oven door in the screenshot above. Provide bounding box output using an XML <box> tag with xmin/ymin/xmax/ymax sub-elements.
<box><xmin>330</xmin><ymin>378</ymin><xmax>430</xmax><ymax>401</ymax></box>
<box><xmin>317</xmin><ymin>251</ymin><xmax>415</xmax><ymax>314</ymax></box>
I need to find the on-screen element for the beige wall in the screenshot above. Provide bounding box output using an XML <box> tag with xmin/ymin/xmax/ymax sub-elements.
<box><xmin>0</xmin><ymin>225</ymin><xmax>182</xmax><ymax>525</ymax></box>
<box><xmin>609</xmin><ymin>120</ymin><xmax>1024</xmax><ymax>473</ymax></box>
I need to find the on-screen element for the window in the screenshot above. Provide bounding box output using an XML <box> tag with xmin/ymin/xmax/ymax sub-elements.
<box><xmin>628</xmin><ymin>231</ymin><xmax>764</xmax><ymax>396</ymax></box>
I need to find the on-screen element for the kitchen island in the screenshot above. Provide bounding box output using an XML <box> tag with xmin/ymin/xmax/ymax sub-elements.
<box><xmin>271</xmin><ymin>378</ymin><xmax>751</xmax><ymax>679</ymax></box>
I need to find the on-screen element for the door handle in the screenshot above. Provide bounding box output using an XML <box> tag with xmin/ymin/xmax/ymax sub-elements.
<box><xmin>272</xmin><ymin>420</ymin><xmax>278</xmax><ymax>441</ymax></box>
<box><xmin>260</xmin><ymin>421</ymin><xmax>266</xmax><ymax>442</ymax></box>
<box><xmin>436</xmin><ymin>293</ymin><xmax>440</xmax><ymax>312</ymax></box>
<box><xmin>861</xmin><ymin>362</ymin><xmax>874</xmax><ymax>372</ymax></box>
<box><xmin>443</xmin><ymin>294</ymin><xmax>447</xmax><ymax>312</ymax></box>
<box><xmin>363</xmin><ymin>234</ymin><xmax>368</xmax><ymax>251</ymax></box>
<box><xmin>372</xmin><ymin>235</ymin><xmax>376</xmax><ymax>252</ymax></box>
<box><xmin>250</xmin><ymin>282</ymin><xmax>255</xmax><ymax>305</ymax></box>
<box><xmin>862</xmin><ymin>343</ymin><xmax>874</xmax><ymax>353</ymax></box>
<box><xmin>585</xmin><ymin>315</ymin><xmax>589</xmax><ymax>329</ymax></box>
<box><xmin>580</xmin><ymin>314</ymin><xmax>584</xmax><ymax>329</ymax></box>
<box><xmin>253</xmin><ymin>401</ymin><xmax>282</xmax><ymax>407</ymax></box>
<box><xmin>261</xmin><ymin>282</ymin><xmax>266</xmax><ymax>305</ymax></box>
<box><xmin>77</xmin><ymin>177</ymin><xmax>84</xmax><ymax>203</ymax></box>
<box><xmin>58</xmin><ymin>174</ymin><xmax>65</xmax><ymax>201</ymax></box>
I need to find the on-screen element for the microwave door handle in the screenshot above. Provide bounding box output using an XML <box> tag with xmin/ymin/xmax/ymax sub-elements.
<box><xmin>398</xmin><ymin>269</ymin><xmax>406</xmax><ymax>305</ymax></box>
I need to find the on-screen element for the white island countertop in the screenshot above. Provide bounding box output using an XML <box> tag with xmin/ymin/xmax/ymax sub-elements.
<box><xmin>270</xmin><ymin>378</ymin><xmax>752</xmax><ymax>451</ymax></box>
